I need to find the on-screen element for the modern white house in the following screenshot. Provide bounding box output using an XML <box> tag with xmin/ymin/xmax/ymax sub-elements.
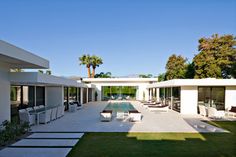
<box><xmin>0</xmin><ymin>40</ymin><xmax>236</xmax><ymax>124</ymax></box>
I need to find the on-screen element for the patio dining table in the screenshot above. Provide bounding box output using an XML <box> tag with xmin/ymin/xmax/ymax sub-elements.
<box><xmin>29</xmin><ymin>105</ymin><xmax>59</xmax><ymax>125</ymax></box>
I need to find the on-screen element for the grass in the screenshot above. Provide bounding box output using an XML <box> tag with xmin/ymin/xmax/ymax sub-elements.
<box><xmin>67</xmin><ymin>121</ymin><xmax>236</xmax><ymax>157</ymax></box>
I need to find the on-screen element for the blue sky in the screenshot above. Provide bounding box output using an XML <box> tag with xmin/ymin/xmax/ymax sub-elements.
<box><xmin>0</xmin><ymin>0</ymin><xmax>236</xmax><ymax>77</ymax></box>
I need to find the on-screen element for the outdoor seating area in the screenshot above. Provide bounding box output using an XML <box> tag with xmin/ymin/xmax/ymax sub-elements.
<box><xmin>198</xmin><ymin>105</ymin><xmax>236</xmax><ymax>119</ymax></box>
<box><xmin>19</xmin><ymin>105</ymin><xmax>65</xmax><ymax>125</ymax></box>
<box><xmin>100</xmin><ymin>102</ymin><xmax>143</xmax><ymax>122</ymax></box>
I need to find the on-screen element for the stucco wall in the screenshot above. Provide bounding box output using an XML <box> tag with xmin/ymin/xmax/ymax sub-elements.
<box><xmin>180</xmin><ymin>86</ymin><xmax>198</xmax><ymax>114</ymax></box>
<box><xmin>225</xmin><ymin>86</ymin><xmax>236</xmax><ymax>109</ymax></box>
<box><xmin>0</xmin><ymin>63</ymin><xmax>10</xmax><ymax>124</ymax></box>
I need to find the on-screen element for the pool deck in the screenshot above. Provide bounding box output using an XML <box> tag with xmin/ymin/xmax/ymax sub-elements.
<box><xmin>31</xmin><ymin>101</ymin><xmax>228</xmax><ymax>133</ymax></box>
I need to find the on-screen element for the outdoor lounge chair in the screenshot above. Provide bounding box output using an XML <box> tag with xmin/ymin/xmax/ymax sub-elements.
<box><xmin>207</xmin><ymin>107</ymin><xmax>225</xmax><ymax>119</ymax></box>
<box><xmin>129</xmin><ymin>110</ymin><xmax>142</xmax><ymax>122</ymax></box>
<box><xmin>116</xmin><ymin>111</ymin><xmax>125</xmax><ymax>120</ymax></box>
<box><xmin>148</xmin><ymin>105</ymin><xmax>169</xmax><ymax>112</ymax></box>
<box><xmin>199</xmin><ymin>105</ymin><xmax>207</xmax><ymax>117</ymax></box>
<box><xmin>19</xmin><ymin>109</ymin><xmax>36</xmax><ymax>125</ymax></box>
<box><xmin>225</xmin><ymin>106</ymin><xmax>236</xmax><ymax>117</ymax></box>
<box><xmin>100</xmin><ymin>110</ymin><xmax>112</xmax><ymax>122</ymax></box>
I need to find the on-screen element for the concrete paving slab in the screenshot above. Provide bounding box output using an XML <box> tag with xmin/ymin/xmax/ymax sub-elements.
<box><xmin>11</xmin><ymin>139</ymin><xmax>79</xmax><ymax>147</ymax></box>
<box><xmin>27</xmin><ymin>133</ymin><xmax>84</xmax><ymax>139</ymax></box>
<box><xmin>0</xmin><ymin>148</ymin><xmax>71</xmax><ymax>157</ymax></box>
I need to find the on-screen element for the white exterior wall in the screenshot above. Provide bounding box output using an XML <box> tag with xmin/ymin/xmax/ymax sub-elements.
<box><xmin>46</xmin><ymin>86</ymin><xmax>64</xmax><ymax>107</ymax></box>
<box><xmin>0</xmin><ymin>63</ymin><xmax>10</xmax><ymax>124</ymax></box>
<box><xmin>225</xmin><ymin>86</ymin><xmax>236</xmax><ymax>109</ymax></box>
<box><xmin>180</xmin><ymin>86</ymin><xmax>198</xmax><ymax>115</ymax></box>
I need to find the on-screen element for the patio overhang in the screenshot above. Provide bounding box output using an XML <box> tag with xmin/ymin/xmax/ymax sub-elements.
<box><xmin>0</xmin><ymin>40</ymin><xmax>49</xmax><ymax>69</ymax></box>
<box><xmin>9</xmin><ymin>72</ymin><xmax>87</xmax><ymax>87</ymax></box>
<box><xmin>147</xmin><ymin>78</ymin><xmax>236</xmax><ymax>88</ymax></box>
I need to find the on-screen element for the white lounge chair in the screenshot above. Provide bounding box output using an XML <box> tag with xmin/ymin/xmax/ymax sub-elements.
<box><xmin>225</xmin><ymin>106</ymin><xmax>236</xmax><ymax>117</ymax></box>
<box><xmin>100</xmin><ymin>111</ymin><xmax>112</xmax><ymax>122</ymax></box>
<box><xmin>208</xmin><ymin>107</ymin><xmax>225</xmax><ymax>119</ymax></box>
<box><xmin>39</xmin><ymin>109</ymin><xmax>52</xmax><ymax>124</ymax></box>
<box><xmin>199</xmin><ymin>105</ymin><xmax>207</xmax><ymax>117</ymax></box>
<box><xmin>19</xmin><ymin>109</ymin><xmax>35</xmax><ymax>125</ymax></box>
<box><xmin>51</xmin><ymin>107</ymin><xmax>57</xmax><ymax>120</ymax></box>
<box><xmin>148</xmin><ymin>105</ymin><xmax>169</xmax><ymax>112</ymax></box>
<box><xmin>129</xmin><ymin>111</ymin><xmax>142</xmax><ymax>122</ymax></box>
<box><xmin>116</xmin><ymin>111</ymin><xmax>125</xmax><ymax>120</ymax></box>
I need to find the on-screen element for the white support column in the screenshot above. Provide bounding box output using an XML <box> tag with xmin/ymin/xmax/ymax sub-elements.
<box><xmin>225</xmin><ymin>86</ymin><xmax>236</xmax><ymax>109</ymax></box>
<box><xmin>180</xmin><ymin>86</ymin><xmax>198</xmax><ymax>114</ymax></box>
<box><xmin>156</xmin><ymin>88</ymin><xmax>160</xmax><ymax>102</ymax></box>
<box><xmin>80</xmin><ymin>88</ymin><xmax>83</xmax><ymax>104</ymax></box>
<box><xmin>170</xmin><ymin>87</ymin><xmax>173</xmax><ymax>110</ymax></box>
<box><xmin>34</xmin><ymin>86</ymin><xmax>36</xmax><ymax>107</ymax></box>
<box><xmin>86</xmin><ymin>88</ymin><xmax>89</xmax><ymax>103</ymax></box>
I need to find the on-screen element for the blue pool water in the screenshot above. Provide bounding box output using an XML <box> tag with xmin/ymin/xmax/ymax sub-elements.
<box><xmin>104</xmin><ymin>102</ymin><xmax>136</xmax><ymax>112</ymax></box>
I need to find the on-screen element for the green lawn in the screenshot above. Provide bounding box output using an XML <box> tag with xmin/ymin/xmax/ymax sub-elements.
<box><xmin>67</xmin><ymin>121</ymin><xmax>236</xmax><ymax>157</ymax></box>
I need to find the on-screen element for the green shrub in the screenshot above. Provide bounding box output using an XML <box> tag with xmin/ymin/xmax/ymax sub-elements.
<box><xmin>0</xmin><ymin>120</ymin><xmax>30</xmax><ymax>146</ymax></box>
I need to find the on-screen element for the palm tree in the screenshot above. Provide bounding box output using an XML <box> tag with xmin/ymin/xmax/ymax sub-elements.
<box><xmin>91</xmin><ymin>55</ymin><xmax>103</xmax><ymax>78</ymax></box>
<box><xmin>79</xmin><ymin>54</ymin><xmax>92</xmax><ymax>78</ymax></box>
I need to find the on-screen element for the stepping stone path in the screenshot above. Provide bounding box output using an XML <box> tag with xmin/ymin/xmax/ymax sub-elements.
<box><xmin>0</xmin><ymin>132</ymin><xmax>84</xmax><ymax>157</ymax></box>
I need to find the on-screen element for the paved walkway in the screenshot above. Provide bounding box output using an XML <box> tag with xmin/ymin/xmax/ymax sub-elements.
<box><xmin>31</xmin><ymin>101</ymin><xmax>227</xmax><ymax>133</ymax></box>
<box><xmin>0</xmin><ymin>132</ymin><xmax>84</xmax><ymax>157</ymax></box>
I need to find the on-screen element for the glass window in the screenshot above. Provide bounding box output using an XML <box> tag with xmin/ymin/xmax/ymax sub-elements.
<box><xmin>198</xmin><ymin>87</ymin><xmax>225</xmax><ymax>110</ymax></box>
<box><xmin>69</xmin><ymin>87</ymin><xmax>77</xmax><ymax>102</ymax></box>
<box><xmin>36</xmin><ymin>86</ymin><xmax>45</xmax><ymax>106</ymax></box>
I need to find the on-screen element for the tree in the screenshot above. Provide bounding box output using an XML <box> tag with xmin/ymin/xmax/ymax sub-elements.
<box><xmin>79</xmin><ymin>54</ymin><xmax>92</xmax><ymax>78</ymax></box>
<box><xmin>139</xmin><ymin>74</ymin><xmax>153</xmax><ymax>78</ymax></box>
<box><xmin>91</xmin><ymin>55</ymin><xmax>103</xmax><ymax>78</ymax></box>
<box><xmin>38</xmin><ymin>70</ymin><xmax>44</xmax><ymax>74</ymax></box>
<box><xmin>46</xmin><ymin>70</ymin><xmax>52</xmax><ymax>75</ymax></box>
<box><xmin>185</xmin><ymin>62</ymin><xmax>195</xmax><ymax>78</ymax></box>
<box><xmin>95</xmin><ymin>72</ymin><xmax>112</xmax><ymax>78</ymax></box>
<box><xmin>193</xmin><ymin>34</ymin><xmax>236</xmax><ymax>78</ymax></box>
<box><xmin>165</xmin><ymin>54</ymin><xmax>187</xmax><ymax>80</ymax></box>
<box><xmin>158</xmin><ymin>73</ymin><xmax>166</xmax><ymax>82</ymax></box>
<box><xmin>11</xmin><ymin>69</ymin><xmax>24</xmax><ymax>72</ymax></box>
<box><xmin>230</xmin><ymin>62</ymin><xmax>236</xmax><ymax>78</ymax></box>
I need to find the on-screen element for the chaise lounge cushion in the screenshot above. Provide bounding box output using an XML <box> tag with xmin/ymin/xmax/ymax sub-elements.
<box><xmin>229</xmin><ymin>107</ymin><xmax>236</xmax><ymax>113</ymax></box>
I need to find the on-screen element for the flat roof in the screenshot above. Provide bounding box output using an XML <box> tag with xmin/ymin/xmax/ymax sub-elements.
<box><xmin>147</xmin><ymin>78</ymin><xmax>236</xmax><ymax>88</ymax></box>
<box><xmin>0</xmin><ymin>40</ymin><xmax>49</xmax><ymax>69</ymax></box>
<box><xmin>83</xmin><ymin>78</ymin><xmax>158</xmax><ymax>83</ymax></box>
<box><xmin>9</xmin><ymin>72</ymin><xmax>88</xmax><ymax>87</ymax></box>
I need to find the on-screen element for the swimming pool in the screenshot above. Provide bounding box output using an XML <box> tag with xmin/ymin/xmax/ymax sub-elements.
<box><xmin>104</xmin><ymin>102</ymin><xmax>136</xmax><ymax>112</ymax></box>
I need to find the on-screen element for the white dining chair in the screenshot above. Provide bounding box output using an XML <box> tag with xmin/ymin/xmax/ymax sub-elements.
<box><xmin>19</xmin><ymin>109</ymin><xmax>36</xmax><ymax>125</ymax></box>
<box><xmin>51</xmin><ymin>107</ymin><xmax>57</xmax><ymax>120</ymax></box>
<box><xmin>39</xmin><ymin>109</ymin><xmax>52</xmax><ymax>124</ymax></box>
